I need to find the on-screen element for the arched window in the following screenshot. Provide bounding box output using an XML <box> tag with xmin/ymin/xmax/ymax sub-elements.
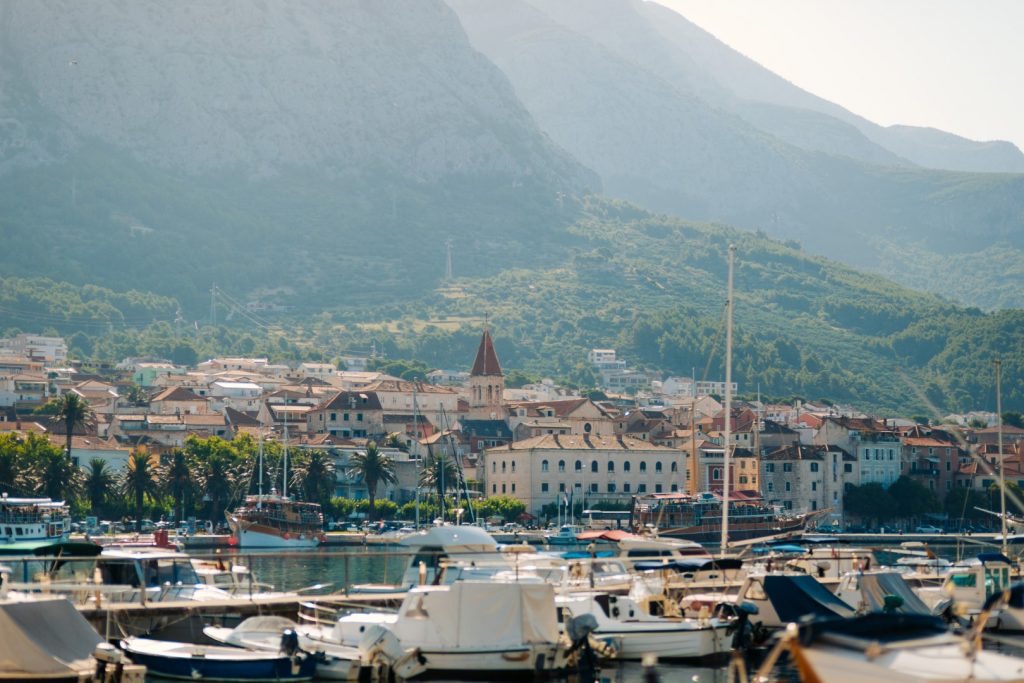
<box><xmin>511</xmin><ymin>461</ymin><xmax>516</xmax><ymax>473</ymax></box>
<box><xmin>624</xmin><ymin>461</ymin><xmax>631</xmax><ymax>472</ymax></box>
<box><xmin>670</xmin><ymin>462</ymin><xmax>677</xmax><ymax>473</ymax></box>
<box><xmin>590</xmin><ymin>461</ymin><xmax>598</xmax><ymax>473</ymax></box>
<box><xmin>655</xmin><ymin>462</ymin><xmax>663</xmax><ymax>473</ymax></box>
<box><xmin>491</xmin><ymin>462</ymin><xmax>496</xmax><ymax>474</ymax></box>
<box><xmin>639</xmin><ymin>462</ymin><xmax>647</xmax><ymax>473</ymax></box>
<box><xmin>607</xmin><ymin>461</ymin><xmax>615</xmax><ymax>472</ymax></box>
<box><xmin>558</xmin><ymin>460</ymin><xmax>566</xmax><ymax>472</ymax></box>
<box><xmin>575</xmin><ymin>460</ymin><xmax>583</xmax><ymax>472</ymax></box>
<box><xmin>541</xmin><ymin>460</ymin><xmax>549</xmax><ymax>472</ymax></box>
<box><xmin>502</xmin><ymin>461</ymin><xmax>507</xmax><ymax>473</ymax></box>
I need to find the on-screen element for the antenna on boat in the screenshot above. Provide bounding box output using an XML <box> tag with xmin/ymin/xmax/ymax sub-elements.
<box><xmin>257</xmin><ymin>433</ymin><xmax>264</xmax><ymax>510</ymax></box>
<box><xmin>283</xmin><ymin>414</ymin><xmax>289</xmax><ymax>499</ymax></box>
<box><xmin>995</xmin><ymin>359</ymin><xmax>1007</xmax><ymax>555</ymax></box>
<box><xmin>721</xmin><ymin>244</ymin><xmax>736</xmax><ymax>552</ymax></box>
<box><xmin>413</xmin><ymin>383</ymin><xmax>421</xmax><ymax>529</ymax></box>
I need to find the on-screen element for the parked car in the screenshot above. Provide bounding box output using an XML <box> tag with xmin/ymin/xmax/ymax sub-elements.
<box><xmin>914</xmin><ymin>525</ymin><xmax>943</xmax><ymax>534</ymax></box>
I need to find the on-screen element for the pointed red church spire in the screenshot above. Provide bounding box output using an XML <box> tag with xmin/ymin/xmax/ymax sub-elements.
<box><xmin>471</xmin><ymin>328</ymin><xmax>502</xmax><ymax>376</ymax></box>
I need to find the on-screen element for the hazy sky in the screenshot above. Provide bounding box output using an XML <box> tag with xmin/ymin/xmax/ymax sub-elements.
<box><xmin>655</xmin><ymin>0</ymin><xmax>1024</xmax><ymax>151</ymax></box>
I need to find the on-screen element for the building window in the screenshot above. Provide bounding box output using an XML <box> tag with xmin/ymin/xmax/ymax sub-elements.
<box><xmin>590</xmin><ymin>483</ymin><xmax>598</xmax><ymax>493</ymax></box>
<box><xmin>624</xmin><ymin>461</ymin><xmax>631</xmax><ymax>472</ymax></box>
<box><xmin>655</xmin><ymin>484</ymin><xmax>663</xmax><ymax>493</ymax></box>
<box><xmin>591</xmin><ymin>461</ymin><xmax>598</xmax><ymax>473</ymax></box>
<box><xmin>575</xmin><ymin>460</ymin><xmax>582</xmax><ymax>472</ymax></box>
<box><xmin>541</xmin><ymin>460</ymin><xmax>549</xmax><ymax>472</ymax></box>
<box><xmin>607</xmin><ymin>483</ymin><xmax>616</xmax><ymax>493</ymax></box>
<box><xmin>785</xmin><ymin>481</ymin><xmax>791</xmax><ymax>492</ymax></box>
<box><xmin>541</xmin><ymin>483</ymin><xmax>549</xmax><ymax>492</ymax></box>
<box><xmin>640</xmin><ymin>462</ymin><xmax>647</xmax><ymax>473</ymax></box>
<box><xmin>511</xmin><ymin>483</ymin><xmax>516</xmax><ymax>493</ymax></box>
<box><xmin>501</xmin><ymin>484</ymin><xmax>506</xmax><ymax>493</ymax></box>
<box><xmin>559</xmin><ymin>482</ymin><xmax>566</xmax><ymax>492</ymax></box>
<box><xmin>844</xmin><ymin>463</ymin><xmax>853</xmax><ymax>473</ymax></box>
<box><xmin>343</xmin><ymin>413</ymin><xmax>350</xmax><ymax>421</ymax></box>
<box><xmin>623</xmin><ymin>482</ymin><xmax>631</xmax><ymax>493</ymax></box>
<box><xmin>712</xmin><ymin>467</ymin><xmax>721</xmax><ymax>481</ymax></box>
<box><xmin>502</xmin><ymin>461</ymin><xmax>506</xmax><ymax>473</ymax></box>
<box><xmin>889</xmin><ymin>450</ymin><xmax>894</xmax><ymax>460</ymax></box>
<box><xmin>671</xmin><ymin>462</ymin><xmax>678</xmax><ymax>473</ymax></box>
<box><xmin>783</xmin><ymin>463</ymin><xmax>792</xmax><ymax>472</ymax></box>
<box><xmin>608</xmin><ymin>461</ymin><xmax>615</xmax><ymax>472</ymax></box>
<box><xmin>655</xmin><ymin>462</ymin><xmax>662</xmax><ymax>473</ymax></box>
<box><xmin>811</xmin><ymin>481</ymin><xmax>817</xmax><ymax>491</ymax></box>
<box><xmin>511</xmin><ymin>461</ymin><xmax>516</xmax><ymax>472</ymax></box>
<box><xmin>946</xmin><ymin>461</ymin><xmax>951</xmax><ymax>471</ymax></box>
<box><xmin>357</xmin><ymin>413</ymin><xmax>363</xmax><ymax>422</ymax></box>
<box><xmin>810</xmin><ymin>462</ymin><xmax>819</xmax><ymax>472</ymax></box>
<box><xmin>492</xmin><ymin>462</ymin><xmax>496</xmax><ymax>474</ymax></box>
<box><xmin>739</xmin><ymin>475</ymin><xmax>748</xmax><ymax>484</ymax></box>
<box><xmin>584</xmin><ymin>422</ymin><xmax>592</xmax><ymax>433</ymax></box>
<box><xmin>638</xmin><ymin>484</ymin><xmax>647</xmax><ymax>493</ymax></box>
<box><xmin>330</xmin><ymin>412</ymin><xmax>336</xmax><ymax>421</ymax></box>
<box><xmin>559</xmin><ymin>460</ymin><xmax>566</xmax><ymax>473</ymax></box>
<box><xmin>767</xmin><ymin>482</ymin><xmax>774</xmax><ymax>492</ymax></box>
<box><xmin>671</xmin><ymin>484</ymin><xmax>678</xmax><ymax>492</ymax></box>
<box><xmin>765</xmin><ymin>463</ymin><xmax>775</xmax><ymax>472</ymax></box>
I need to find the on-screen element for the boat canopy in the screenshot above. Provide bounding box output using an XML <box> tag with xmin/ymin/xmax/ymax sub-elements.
<box><xmin>0</xmin><ymin>598</ymin><xmax>103</xmax><ymax>678</ymax></box>
<box><xmin>797</xmin><ymin>612</ymin><xmax>949</xmax><ymax>648</ymax></box>
<box><xmin>0</xmin><ymin>540</ymin><xmax>101</xmax><ymax>557</ymax></box>
<box><xmin>400</xmin><ymin>526</ymin><xmax>497</xmax><ymax>553</ymax></box>
<box><xmin>762</xmin><ymin>575</ymin><xmax>855</xmax><ymax>623</ymax></box>
<box><xmin>633</xmin><ymin>557</ymin><xmax>743</xmax><ymax>573</ymax></box>
<box><xmin>847</xmin><ymin>572</ymin><xmax>934</xmax><ymax>615</ymax></box>
<box><xmin>393</xmin><ymin>581</ymin><xmax>558</xmax><ymax>649</ymax></box>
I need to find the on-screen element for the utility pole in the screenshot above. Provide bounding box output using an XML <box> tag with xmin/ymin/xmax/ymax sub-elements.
<box><xmin>210</xmin><ymin>283</ymin><xmax>217</xmax><ymax>327</ymax></box>
<box><xmin>445</xmin><ymin>238</ymin><xmax>453</xmax><ymax>281</ymax></box>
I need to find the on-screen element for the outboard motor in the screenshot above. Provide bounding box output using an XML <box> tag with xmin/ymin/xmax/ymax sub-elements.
<box><xmin>279</xmin><ymin>628</ymin><xmax>300</xmax><ymax>657</ymax></box>
<box><xmin>727</xmin><ymin>601</ymin><xmax>762</xmax><ymax>652</ymax></box>
<box><xmin>565</xmin><ymin>614</ymin><xmax>600</xmax><ymax>683</ymax></box>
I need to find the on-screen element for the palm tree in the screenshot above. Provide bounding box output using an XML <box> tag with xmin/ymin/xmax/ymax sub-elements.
<box><xmin>345</xmin><ymin>441</ymin><xmax>396</xmax><ymax>521</ymax></box>
<box><xmin>122</xmin><ymin>451</ymin><xmax>159</xmax><ymax>531</ymax></box>
<box><xmin>0</xmin><ymin>433</ymin><xmax>25</xmax><ymax>495</ymax></box>
<box><xmin>24</xmin><ymin>434</ymin><xmax>80</xmax><ymax>502</ymax></box>
<box><xmin>419</xmin><ymin>451</ymin><xmax>459</xmax><ymax>520</ymax></box>
<box><xmin>84</xmin><ymin>459</ymin><xmax>115</xmax><ymax>514</ymax></box>
<box><xmin>41</xmin><ymin>392</ymin><xmax>93</xmax><ymax>457</ymax></box>
<box><xmin>196</xmin><ymin>450</ymin><xmax>240</xmax><ymax>527</ymax></box>
<box><xmin>160</xmin><ymin>450</ymin><xmax>194</xmax><ymax>523</ymax></box>
<box><xmin>290</xmin><ymin>450</ymin><xmax>337</xmax><ymax>508</ymax></box>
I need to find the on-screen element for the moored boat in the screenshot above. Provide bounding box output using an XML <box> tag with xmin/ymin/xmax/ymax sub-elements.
<box><xmin>631</xmin><ymin>491</ymin><xmax>814</xmax><ymax>543</ymax></box>
<box><xmin>226</xmin><ymin>493</ymin><xmax>323</xmax><ymax>549</ymax></box>
<box><xmin>0</xmin><ymin>494</ymin><xmax>71</xmax><ymax>544</ymax></box>
<box><xmin>121</xmin><ymin>636</ymin><xmax>317</xmax><ymax>681</ymax></box>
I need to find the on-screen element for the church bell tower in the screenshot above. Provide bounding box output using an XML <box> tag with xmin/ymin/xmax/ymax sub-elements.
<box><xmin>468</xmin><ymin>327</ymin><xmax>505</xmax><ymax>420</ymax></box>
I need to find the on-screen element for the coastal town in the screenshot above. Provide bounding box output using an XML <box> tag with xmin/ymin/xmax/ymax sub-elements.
<box><xmin>1</xmin><ymin>329</ymin><xmax>1018</xmax><ymax>530</ymax></box>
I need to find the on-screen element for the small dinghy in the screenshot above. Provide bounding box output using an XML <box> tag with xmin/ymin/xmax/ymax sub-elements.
<box><xmin>205</xmin><ymin>615</ymin><xmax>361</xmax><ymax>681</ymax></box>
<box><xmin>121</xmin><ymin>635</ymin><xmax>317</xmax><ymax>681</ymax></box>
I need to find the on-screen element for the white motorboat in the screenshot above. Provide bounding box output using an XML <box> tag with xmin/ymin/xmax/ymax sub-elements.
<box><xmin>205</xmin><ymin>615</ymin><xmax>362</xmax><ymax>681</ymax></box>
<box><xmin>775</xmin><ymin>612</ymin><xmax>1024</xmax><ymax>683</ymax></box>
<box><xmin>556</xmin><ymin>577</ymin><xmax>731</xmax><ymax>660</ymax></box>
<box><xmin>0</xmin><ymin>495</ymin><xmax>71</xmax><ymax>544</ymax></box>
<box><xmin>348</xmin><ymin>525</ymin><xmax>500</xmax><ymax>594</ymax></box>
<box><xmin>303</xmin><ymin>581</ymin><xmax>564</xmax><ymax>676</ymax></box>
<box><xmin>834</xmin><ymin>571</ymin><xmax>942</xmax><ymax>616</ymax></box>
<box><xmin>729</xmin><ymin>574</ymin><xmax>855</xmax><ymax>629</ymax></box>
<box><xmin>916</xmin><ymin>553</ymin><xmax>1021</xmax><ymax>629</ymax></box>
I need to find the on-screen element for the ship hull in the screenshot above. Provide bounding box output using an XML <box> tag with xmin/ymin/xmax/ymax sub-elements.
<box><xmin>649</xmin><ymin>517</ymin><xmax>808</xmax><ymax>544</ymax></box>
<box><xmin>227</xmin><ymin>519</ymin><xmax>321</xmax><ymax>549</ymax></box>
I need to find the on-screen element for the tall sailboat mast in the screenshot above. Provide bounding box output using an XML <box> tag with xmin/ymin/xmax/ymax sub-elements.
<box><xmin>995</xmin><ymin>359</ymin><xmax>1006</xmax><ymax>554</ymax></box>
<box><xmin>721</xmin><ymin>244</ymin><xmax>735</xmax><ymax>551</ymax></box>
<box><xmin>413</xmin><ymin>384</ymin><xmax>421</xmax><ymax>529</ymax></box>
<box><xmin>283</xmin><ymin>417</ymin><xmax>289</xmax><ymax>499</ymax></box>
<box><xmin>257</xmin><ymin>433</ymin><xmax>264</xmax><ymax>510</ymax></box>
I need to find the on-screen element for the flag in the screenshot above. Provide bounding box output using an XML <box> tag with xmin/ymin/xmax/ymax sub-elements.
<box><xmin>562</xmin><ymin>492</ymin><xmax>569</xmax><ymax>507</ymax></box>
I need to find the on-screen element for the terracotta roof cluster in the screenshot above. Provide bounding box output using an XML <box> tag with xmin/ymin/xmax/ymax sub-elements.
<box><xmin>489</xmin><ymin>433</ymin><xmax>675</xmax><ymax>452</ymax></box>
<box><xmin>151</xmin><ymin>387</ymin><xmax>206</xmax><ymax>403</ymax></box>
<box><xmin>317</xmin><ymin>391</ymin><xmax>383</xmax><ymax>411</ymax></box>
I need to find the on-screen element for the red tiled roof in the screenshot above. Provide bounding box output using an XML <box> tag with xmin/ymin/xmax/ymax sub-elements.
<box><xmin>470</xmin><ymin>329</ymin><xmax>502</xmax><ymax>376</ymax></box>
